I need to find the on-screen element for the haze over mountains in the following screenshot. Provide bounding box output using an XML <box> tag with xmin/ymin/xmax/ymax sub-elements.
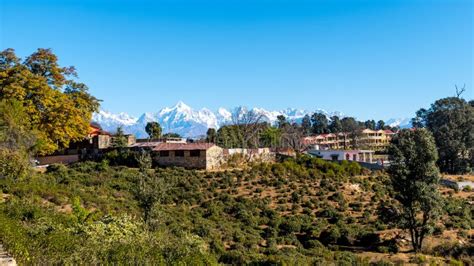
<box><xmin>92</xmin><ymin>101</ymin><xmax>411</xmax><ymax>138</ymax></box>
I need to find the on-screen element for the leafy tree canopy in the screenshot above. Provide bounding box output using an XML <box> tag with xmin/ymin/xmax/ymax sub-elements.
<box><xmin>413</xmin><ymin>96</ymin><xmax>474</xmax><ymax>174</ymax></box>
<box><xmin>112</xmin><ymin>127</ymin><xmax>129</xmax><ymax>148</ymax></box>
<box><xmin>388</xmin><ymin>129</ymin><xmax>442</xmax><ymax>252</ymax></box>
<box><xmin>0</xmin><ymin>48</ymin><xmax>100</xmax><ymax>155</ymax></box>
<box><xmin>206</xmin><ymin>128</ymin><xmax>217</xmax><ymax>143</ymax></box>
<box><xmin>311</xmin><ymin>113</ymin><xmax>329</xmax><ymax>134</ymax></box>
<box><xmin>328</xmin><ymin>116</ymin><xmax>343</xmax><ymax>133</ymax></box>
<box><xmin>145</xmin><ymin>122</ymin><xmax>162</xmax><ymax>139</ymax></box>
<box><xmin>162</xmin><ymin>132</ymin><xmax>182</xmax><ymax>138</ymax></box>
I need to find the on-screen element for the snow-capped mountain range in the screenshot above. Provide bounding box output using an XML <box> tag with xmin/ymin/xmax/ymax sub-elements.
<box><xmin>92</xmin><ymin>101</ymin><xmax>411</xmax><ymax>138</ymax></box>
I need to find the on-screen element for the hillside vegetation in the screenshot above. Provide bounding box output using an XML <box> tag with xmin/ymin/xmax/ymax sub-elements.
<box><xmin>0</xmin><ymin>157</ymin><xmax>472</xmax><ymax>265</ymax></box>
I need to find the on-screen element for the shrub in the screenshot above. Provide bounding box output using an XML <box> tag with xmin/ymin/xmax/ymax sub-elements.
<box><xmin>0</xmin><ymin>148</ymin><xmax>30</xmax><ymax>180</ymax></box>
<box><xmin>279</xmin><ymin>217</ymin><xmax>302</xmax><ymax>236</ymax></box>
<box><xmin>319</xmin><ymin>226</ymin><xmax>341</xmax><ymax>245</ymax></box>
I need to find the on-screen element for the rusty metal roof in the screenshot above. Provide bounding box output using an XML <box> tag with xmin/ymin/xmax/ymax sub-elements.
<box><xmin>131</xmin><ymin>142</ymin><xmax>163</xmax><ymax>148</ymax></box>
<box><xmin>152</xmin><ymin>143</ymin><xmax>216</xmax><ymax>151</ymax></box>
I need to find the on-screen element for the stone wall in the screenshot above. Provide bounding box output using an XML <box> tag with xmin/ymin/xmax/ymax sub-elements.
<box><xmin>97</xmin><ymin>135</ymin><xmax>112</xmax><ymax>149</ymax></box>
<box><xmin>205</xmin><ymin>146</ymin><xmax>224</xmax><ymax>170</ymax></box>
<box><xmin>153</xmin><ymin>146</ymin><xmax>224</xmax><ymax>170</ymax></box>
<box><xmin>224</xmin><ymin>148</ymin><xmax>275</xmax><ymax>162</ymax></box>
<box><xmin>154</xmin><ymin>150</ymin><xmax>207</xmax><ymax>169</ymax></box>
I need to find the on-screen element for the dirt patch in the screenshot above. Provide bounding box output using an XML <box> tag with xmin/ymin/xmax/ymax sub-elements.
<box><xmin>443</xmin><ymin>174</ymin><xmax>474</xmax><ymax>182</ymax></box>
<box><xmin>358</xmin><ymin>251</ymin><xmax>446</xmax><ymax>265</ymax></box>
<box><xmin>0</xmin><ymin>193</ymin><xmax>10</xmax><ymax>203</ymax></box>
<box><xmin>57</xmin><ymin>204</ymin><xmax>73</xmax><ymax>214</ymax></box>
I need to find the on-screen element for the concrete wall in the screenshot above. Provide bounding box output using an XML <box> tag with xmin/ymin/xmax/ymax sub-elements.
<box><xmin>311</xmin><ymin>150</ymin><xmax>350</xmax><ymax>161</ymax></box>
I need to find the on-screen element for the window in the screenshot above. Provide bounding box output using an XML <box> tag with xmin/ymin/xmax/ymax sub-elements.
<box><xmin>190</xmin><ymin>150</ymin><xmax>200</xmax><ymax>157</ymax></box>
<box><xmin>160</xmin><ymin>151</ymin><xmax>169</xmax><ymax>157</ymax></box>
<box><xmin>175</xmin><ymin>150</ymin><xmax>184</xmax><ymax>157</ymax></box>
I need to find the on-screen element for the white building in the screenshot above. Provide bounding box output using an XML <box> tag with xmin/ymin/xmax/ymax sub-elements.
<box><xmin>308</xmin><ymin>149</ymin><xmax>374</xmax><ymax>163</ymax></box>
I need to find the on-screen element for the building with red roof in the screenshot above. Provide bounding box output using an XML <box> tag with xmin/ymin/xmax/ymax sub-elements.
<box><xmin>303</xmin><ymin>129</ymin><xmax>396</xmax><ymax>151</ymax></box>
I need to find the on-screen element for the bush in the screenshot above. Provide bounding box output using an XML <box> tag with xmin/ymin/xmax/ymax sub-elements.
<box><xmin>279</xmin><ymin>217</ymin><xmax>302</xmax><ymax>236</ymax></box>
<box><xmin>319</xmin><ymin>226</ymin><xmax>341</xmax><ymax>245</ymax></box>
<box><xmin>0</xmin><ymin>148</ymin><xmax>30</xmax><ymax>180</ymax></box>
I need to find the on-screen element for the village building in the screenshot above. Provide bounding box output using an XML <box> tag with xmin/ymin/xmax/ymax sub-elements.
<box><xmin>302</xmin><ymin>129</ymin><xmax>396</xmax><ymax>151</ymax></box>
<box><xmin>359</xmin><ymin>129</ymin><xmax>396</xmax><ymax>150</ymax></box>
<box><xmin>70</xmin><ymin>123</ymin><xmax>113</xmax><ymax>154</ymax></box>
<box><xmin>152</xmin><ymin>143</ymin><xmax>224</xmax><ymax>170</ymax></box>
<box><xmin>130</xmin><ymin>137</ymin><xmax>187</xmax><ymax>151</ymax></box>
<box><xmin>308</xmin><ymin>149</ymin><xmax>375</xmax><ymax>163</ymax></box>
<box><xmin>124</xmin><ymin>134</ymin><xmax>137</xmax><ymax>147</ymax></box>
<box><xmin>37</xmin><ymin>123</ymin><xmax>113</xmax><ymax>165</ymax></box>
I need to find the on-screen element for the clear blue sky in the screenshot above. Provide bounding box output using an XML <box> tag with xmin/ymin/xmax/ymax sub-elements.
<box><xmin>1</xmin><ymin>0</ymin><xmax>472</xmax><ymax>120</ymax></box>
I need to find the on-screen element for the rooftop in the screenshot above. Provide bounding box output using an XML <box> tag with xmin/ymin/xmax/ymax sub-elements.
<box><xmin>152</xmin><ymin>143</ymin><xmax>216</xmax><ymax>151</ymax></box>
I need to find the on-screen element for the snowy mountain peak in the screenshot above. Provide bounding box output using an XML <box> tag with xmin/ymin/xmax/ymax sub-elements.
<box><xmin>137</xmin><ymin>112</ymin><xmax>155</xmax><ymax>124</ymax></box>
<box><xmin>92</xmin><ymin>102</ymin><xmax>410</xmax><ymax>138</ymax></box>
<box><xmin>173</xmin><ymin>101</ymin><xmax>192</xmax><ymax>112</ymax></box>
<box><xmin>385</xmin><ymin>118</ymin><xmax>412</xmax><ymax>128</ymax></box>
<box><xmin>93</xmin><ymin>110</ymin><xmax>137</xmax><ymax>127</ymax></box>
<box><xmin>217</xmin><ymin>108</ymin><xmax>232</xmax><ymax>122</ymax></box>
<box><xmin>159</xmin><ymin>101</ymin><xmax>188</xmax><ymax>115</ymax></box>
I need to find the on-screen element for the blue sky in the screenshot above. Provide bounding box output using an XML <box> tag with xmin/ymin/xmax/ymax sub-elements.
<box><xmin>1</xmin><ymin>0</ymin><xmax>472</xmax><ymax>120</ymax></box>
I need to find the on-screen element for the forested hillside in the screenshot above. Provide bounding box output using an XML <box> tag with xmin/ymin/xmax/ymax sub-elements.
<box><xmin>0</xmin><ymin>157</ymin><xmax>472</xmax><ymax>264</ymax></box>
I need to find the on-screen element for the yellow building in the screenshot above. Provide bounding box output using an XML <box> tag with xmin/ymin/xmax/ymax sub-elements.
<box><xmin>302</xmin><ymin>129</ymin><xmax>396</xmax><ymax>151</ymax></box>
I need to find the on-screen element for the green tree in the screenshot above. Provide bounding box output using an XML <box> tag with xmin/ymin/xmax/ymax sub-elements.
<box><xmin>341</xmin><ymin>117</ymin><xmax>361</xmax><ymax>149</ymax></box>
<box><xmin>206</xmin><ymin>128</ymin><xmax>217</xmax><ymax>143</ymax></box>
<box><xmin>217</xmin><ymin>126</ymin><xmax>230</xmax><ymax>148</ymax></box>
<box><xmin>364</xmin><ymin>120</ymin><xmax>376</xmax><ymax>130</ymax></box>
<box><xmin>145</xmin><ymin>122</ymin><xmax>162</xmax><ymax>139</ymax></box>
<box><xmin>0</xmin><ymin>100</ymin><xmax>37</xmax><ymax>152</ymax></box>
<box><xmin>162</xmin><ymin>132</ymin><xmax>181</xmax><ymax>138</ymax></box>
<box><xmin>328</xmin><ymin>116</ymin><xmax>343</xmax><ymax>133</ymax></box>
<box><xmin>376</xmin><ymin>120</ymin><xmax>385</xmax><ymax>130</ymax></box>
<box><xmin>301</xmin><ymin>114</ymin><xmax>312</xmax><ymax>135</ymax></box>
<box><xmin>311</xmin><ymin>113</ymin><xmax>329</xmax><ymax>134</ymax></box>
<box><xmin>260</xmin><ymin>127</ymin><xmax>281</xmax><ymax>148</ymax></box>
<box><xmin>413</xmin><ymin>97</ymin><xmax>474</xmax><ymax>173</ymax></box>
<box><xmin>135</xmin><ymin>151</ymin><xmax>171</xmax><ymax>224</ymax></box>
<box><xmin>276</xmin><ymin>115</ymin><xmax>289</xmax><ymax>129</ymax></box>
<box><xmin>388</xmin><ymin>129</ymin><xmax>442</xmax><ymax>252</ymax></box>
<box><xmin>113</xmin><ymin>127</ymin><xmax>128</xmax><ymax>148</ymax></box>
<box><xmin>0</xmin><ymin>100</ymin><xmax>36</xmax><ymax>180</ymax></box>
<box><xmin>0</xmin><ymin>48</ymin><xmax>100</xmax><ymax>155</ymax></box>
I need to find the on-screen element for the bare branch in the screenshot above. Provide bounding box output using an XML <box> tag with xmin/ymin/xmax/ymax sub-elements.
<box><xmin>455</xmin><ymin>84</ymin><xmax>466</xmax><ymax>98</ymax></box>
<box><xmin>230</xmin><ymin>107</ymin><xmax>265</xmax><ymax>148</ymax></box>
